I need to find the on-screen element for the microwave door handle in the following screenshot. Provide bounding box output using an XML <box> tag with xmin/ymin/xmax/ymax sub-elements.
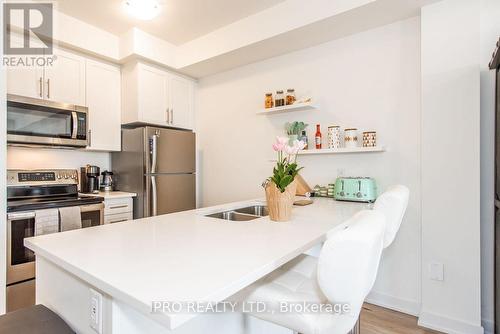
<box><xmin>71</xmin><ymin>112</ymin><xmax>78</xmax><ymax>139</ymax></box>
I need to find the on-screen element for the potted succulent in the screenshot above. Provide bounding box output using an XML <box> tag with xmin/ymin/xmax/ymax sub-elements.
<box><xmin>285</xmin><ymin>121</ymin><xmax>308</xmax><ymax>145</ymax></box>
<box><xmin>265</xmin><ymin>137</ymin><xmax>306</xmax><ymax>222</ymax></box>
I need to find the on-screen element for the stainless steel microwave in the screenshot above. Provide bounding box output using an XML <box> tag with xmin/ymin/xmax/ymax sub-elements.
<box><xmin>7</xmin><ymin>94</ymin><xmax>88</xmax><ymax>148</ymax></box>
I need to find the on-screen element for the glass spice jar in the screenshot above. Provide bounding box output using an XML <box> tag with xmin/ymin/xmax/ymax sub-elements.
<box><xmin>265</xmin><ymin>93</ymin><xmax>274</xmax><ymax>109</ymax></box>
<box><xmin>275</xmin><ymin>90</ymin><xmax>285</xmax><ymax>107</ymax></box>
<box><xmin>286</xmin><ymin>89</ymin><xmax>296</xmax><ymax>105</ymax></box>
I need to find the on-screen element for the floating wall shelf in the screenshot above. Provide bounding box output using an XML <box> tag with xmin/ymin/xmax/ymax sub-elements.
<box><xmin>298</xmin><ymin>146</ymin><xmax>386</xmax><ymax>155</ymax></box>
<box><xmin>256</xmin><ymin>102</ymin><xmax>316</xmax><ymax>115</ymax></box>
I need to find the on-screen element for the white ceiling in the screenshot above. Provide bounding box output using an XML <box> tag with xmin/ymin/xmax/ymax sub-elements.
<box><xmin>55</xmin><ymin>0</ymin><xmax>286</xmax><ymax>45</ymax></box>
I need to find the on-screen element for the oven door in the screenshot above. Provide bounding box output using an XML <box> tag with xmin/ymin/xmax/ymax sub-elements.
<box><xmin>81</xmin><ymin>203</ymin><xmax>105</xmax><ymax>227</ymax></box>
<box><xmin>7</xmin><ymin>211</ymin><xmax>36</xmax><ymax>285</ymax></box>
<box><xmin>7</xmin><ymin>94</ymin><xmax>88</xmax><ymax>147</ymax></box>
<box><xmin>6</xmin><ymin>203</ymin><xmax>104</xmax><ymax>285</ymax></box>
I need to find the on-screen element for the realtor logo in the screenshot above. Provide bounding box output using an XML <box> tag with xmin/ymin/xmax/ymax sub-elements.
<box><xmin>3</xmin><ymin>3</ymin><xmax>53</xmax><ymax>55</ymax></box>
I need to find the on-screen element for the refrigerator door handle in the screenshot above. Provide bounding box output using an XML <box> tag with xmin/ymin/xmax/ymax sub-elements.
<box><xmin>150</xmin><ymin>131</ymin><xmax>159</xmax><ymax>174</ymax></box>
<box><xmin>151</xmin><ymin>175</ymin><xmax>158</xmax><ymax>216</ymax></box>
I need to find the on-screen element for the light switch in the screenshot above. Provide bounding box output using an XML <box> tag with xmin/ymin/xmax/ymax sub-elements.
<box><xmin>429</xmin><ymin>262</ymin><xmax>444</xmax><ymax>281</ymax></box>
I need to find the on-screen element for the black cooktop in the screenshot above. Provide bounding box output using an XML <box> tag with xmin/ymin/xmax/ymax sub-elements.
<box><xmin>7</xmin><ymin>195</ymin><xmax>104</xmax><ymax>212</ymax></box>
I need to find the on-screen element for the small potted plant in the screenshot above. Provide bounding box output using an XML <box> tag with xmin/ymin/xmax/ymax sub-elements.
<box><xmin>265</xmin><ymin>137</ymin><xmax>306</xmax><ymax>222</ymax></box>
<box><xmin>285</xmin><ymin>121</ymin><xmax>308</xmax><ymax>145</ymax></box>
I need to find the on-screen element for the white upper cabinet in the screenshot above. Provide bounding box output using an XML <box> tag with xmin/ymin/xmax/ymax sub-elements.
<box><xmin>85</xmin><ymin>59</ymin><xmax>121</xmax><ymax>152</ymax></box>
<box><xmin>44</xmin><ymin>48</ymin><xmax>86</xmax><ymax>105</ymax></box>
<box><xmin>6</xmin><ymin>34</ymin><xmax>44</xmax><ymax>99</ymax></box>
<box><xmin>6</xmin><ymin>32</ymin><xmax>121</xmax><ymax>152</ymax></box>
<box><xmin>137</xmin><ymin>64</ymin><xmax>169</xmax><ymax>125</ymax></box>
<box><xmin>7</xmin><ymin>64</ymin><xmax>44</xmax><ymax>100</ymax></box>
<box><xmin>122</xmin><ymin>62</ymin><xmax>195</xmax><ymax>130</ymax></box>
<box><xmin>170</xmin><ymin>75</ymin><xmax>193</xmax><ymax>130</ymax></box>
<box><xmin>7</xmin><ymin>40</ymin><xmax>86</xmax><ymax>106</ymax></box>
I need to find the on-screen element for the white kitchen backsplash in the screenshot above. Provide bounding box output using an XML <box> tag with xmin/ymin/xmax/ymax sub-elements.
<box><xmin>7</xmin><ymin>146</ymin><xmax>111</xmax><ymax>171</ymax></box>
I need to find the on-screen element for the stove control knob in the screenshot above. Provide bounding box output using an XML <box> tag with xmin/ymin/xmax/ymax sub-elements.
<box><xmin>356</xmin><ymin>192</ymin><xmax>362</xmax><ymax>198</ymax></box>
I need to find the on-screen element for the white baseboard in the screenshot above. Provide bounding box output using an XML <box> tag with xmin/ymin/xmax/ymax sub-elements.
<box><xmin>482</xmin><ymin>318</ymin><xmax>494</xmax><ymax>334</ymax></box>
<box><xmin>365</xmin><ymin>290</ymin><xmax>420</xmax><ymax>316</ymax></box>
<box><xmin>418</xmin><ymin>311</ymin><xmax>484</xmax><ymax>334</ymax></box>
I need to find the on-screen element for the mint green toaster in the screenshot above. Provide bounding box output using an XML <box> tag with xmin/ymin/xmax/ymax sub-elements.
<box><xmin>334</xmin><ymin>177</ymin><xmax>377</xmax><ymax>203</ymax></box>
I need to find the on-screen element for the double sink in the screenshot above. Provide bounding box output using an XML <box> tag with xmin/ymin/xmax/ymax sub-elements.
<box><xmin>205</xmin><ymin>205</ymin><xmax>269</xmax><ymax>221</ymax></box>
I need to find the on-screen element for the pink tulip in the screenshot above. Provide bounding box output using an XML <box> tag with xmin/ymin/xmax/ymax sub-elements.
<box><xmin>273</xmin><ymin>142</ymin><xmax>285</xmax><ymax>152</ymax></box>
<box><xmin>276</xmin><ymin>136</ymin><xmax>289</xmax><ymax>145</ymax></box>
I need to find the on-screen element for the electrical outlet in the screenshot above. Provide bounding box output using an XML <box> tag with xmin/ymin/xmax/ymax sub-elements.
<box><xmin>429</xmin><ymin>262</ymin><xmax>444</xmax><ymax>281</ymax></box>
<box><xmin>90</xmin><ymin>288</ymin><xmax>103</xmax><ymax>333</ymax></box>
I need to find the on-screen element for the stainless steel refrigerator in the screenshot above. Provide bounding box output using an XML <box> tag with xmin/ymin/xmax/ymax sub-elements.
<box><xmin>112</xmin><ymin>126</ymin><xmax>196</xmax><ymax>218</ymax></box>
<box><xmin>491</xmin><ymin>38</ymin><xmax>499</xmax><ymax>334</ymax></box>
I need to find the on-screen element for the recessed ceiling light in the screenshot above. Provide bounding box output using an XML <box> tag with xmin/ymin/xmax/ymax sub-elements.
<box><xmin>124</xmin><ymin>0</ymin><xmax>161</xmax><ymax>21</ymax></box>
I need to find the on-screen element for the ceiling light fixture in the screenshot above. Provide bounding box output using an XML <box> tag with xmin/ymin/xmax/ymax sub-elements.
<box><xmin>124</xmin><ymin>0</ymin><xmax>161</xmax><ymax>21</ymax></box>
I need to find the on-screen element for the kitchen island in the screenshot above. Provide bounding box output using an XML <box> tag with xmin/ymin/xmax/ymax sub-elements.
<box><xmin>25</xmin><ymin>197</ymin><xmax>367</xmax><ymax>334</ymax></box>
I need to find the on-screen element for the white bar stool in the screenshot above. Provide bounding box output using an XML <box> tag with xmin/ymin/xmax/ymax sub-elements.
<box><xmin>372</xmin><ymin>185</ymin><xmax>410</xmax><ymax>248</ymax></box>
<box><xmin>242</xmin><ymin>210</ymin><xmax>386</xmax><ymax>334</ymax></box>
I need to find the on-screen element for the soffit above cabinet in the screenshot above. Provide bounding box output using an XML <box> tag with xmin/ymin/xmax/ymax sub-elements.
<box><xmin>9</xmin><ymin>0</ymin><xmax>440</xmax><ymax>78</ymax></box>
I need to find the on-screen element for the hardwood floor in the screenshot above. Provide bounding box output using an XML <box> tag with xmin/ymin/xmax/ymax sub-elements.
<box><xmin>361</xmin><ymin>304</ymin><xmax>442</xmax><ymax>334</ymax></box>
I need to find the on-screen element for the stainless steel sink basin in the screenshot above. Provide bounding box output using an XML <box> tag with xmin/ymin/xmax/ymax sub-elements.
<box><xmin>205</xmin><ymin>206</ymin><xmax>268</xmax><ymax>221</ymax></box>
<box><xmin>205</xmin><ymin>211</ymin><xmax>260</xmax><ymax>221</ymax></box>
<box><xmin>234</xmin><ymin>205</ymin><xmax>269</xmax><ymax>217</ymax></box>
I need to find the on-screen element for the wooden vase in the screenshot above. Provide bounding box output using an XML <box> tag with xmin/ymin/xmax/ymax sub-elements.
<box><xmin>265</xmin><ymin>180</ymin><xmax>297</xmax><ymax>222</ymax></box>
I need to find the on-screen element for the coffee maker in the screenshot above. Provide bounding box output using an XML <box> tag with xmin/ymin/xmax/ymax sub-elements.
<box><xmin>100</xmin><ymin>170</ymin><xmax>114</xmax><ymax>192</ymax></box>
<box><xmin>80</xmin><ymin>165</ymin><xmax>100</xmax><ymax>194</ymax></box>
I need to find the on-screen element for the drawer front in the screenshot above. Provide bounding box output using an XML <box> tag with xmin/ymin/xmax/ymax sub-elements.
<box><xmin>104</xmin><ymin>212</ymin><xmax>133</xmax><ymax>224</ymax></box>
<box><xmin>104</xmin><ymin>197</ymin><xmax>133</xmax><ymax>215</ymax></box>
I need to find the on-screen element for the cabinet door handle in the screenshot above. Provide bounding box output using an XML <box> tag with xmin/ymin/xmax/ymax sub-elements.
<box><xmin>39</xmin><ymin>77</ymin><xmax>43</xmax><ymax>97</ymax></box>
<box><xmin>108</xmin><ymin>218</ymin><xmax>128</xmax><ymax>224</ymax></box>
<box><xmin>109</xmin><ymin>205</ymin><xmax>128</xmax><ymax>210</ymax></box>
<box><xmin>170</xmin><ymin>108</ymin><xmax>174</xmax><ymax>124</ymax></box>
<box><xmin>166</xmin><ymin>108</ymin><xmax>170</xmax><ymax>123</ymax></box>
<box><xmin>46</xmin><ymin>78</ymin><xmax>50</xmax><ymax>99</ymax></box>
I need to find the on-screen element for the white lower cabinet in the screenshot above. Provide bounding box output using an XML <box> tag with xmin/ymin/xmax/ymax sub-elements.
<box><xmin>103</xmin><ymin>197</ymin><xmax>134</xmax><ymax>224</ymax></box>
<box><xmin>104</xmin><ymin>212</ymin><xmax>133</xmax><ymax>224</ymax></box>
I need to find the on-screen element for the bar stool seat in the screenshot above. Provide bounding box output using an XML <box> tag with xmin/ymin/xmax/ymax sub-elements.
<box><xmin>243</xmin><ymin>210</ymin><xmax>387</xmax><ymax>334</ymax></box>
<box><xmin>0</xmin><ymin>305</ymin><xmax>75</xmax><ymax>334</ymax></box>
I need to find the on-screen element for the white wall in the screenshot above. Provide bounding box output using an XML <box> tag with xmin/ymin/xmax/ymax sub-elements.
<box><xmin>196</xmin><ymin>17</ymin><xmax>422</xmax><ymax>315</ymax></box>
<box><xmin>7</xmin><ymin>147</ymin><xmax>111</xmax><ymax>171</ymax></box>
<box><xmin>420</xmin><ymin>1</ymin><xmax>483</xmax><ymax>334</ymax></box>
<box><xmin>479</xmin><ymin>0</ymin><xmax>500</xmax><ymax>333</ymax></box>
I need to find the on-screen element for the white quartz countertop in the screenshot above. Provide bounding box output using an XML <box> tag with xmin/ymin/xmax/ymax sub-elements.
<box><xmin>80</xmin><ymin>191</ymin><xmax>137</xmax><ymax>199</ymax></box>
<box><xmin>25</xmin><ymin>197</ymin><xmax>367</xmax><ymax>330</ymax></box>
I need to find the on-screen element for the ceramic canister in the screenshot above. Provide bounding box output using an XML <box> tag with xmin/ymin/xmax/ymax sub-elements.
<box><xmin>362</xmin><ymin>131</ymin><xmax>377</xmax><ymax>147</ymax></box>
<box><xmin>344</xmin><ymin>128</ymin><xmax>358</xmax><ymax>148</ymax></box>
<box><xmin>327</xmin><ymin>126</ymin><xmax>341</xmax><ymax>149</ymax></box>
